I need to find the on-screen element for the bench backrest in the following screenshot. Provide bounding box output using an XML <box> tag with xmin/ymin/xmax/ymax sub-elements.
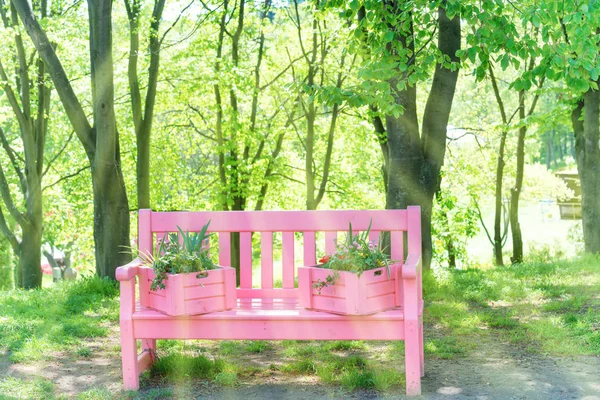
<box><xmin>138</xmin><ymin>207</ymin><xmax>421</xmax><ymax>300</ymax></box>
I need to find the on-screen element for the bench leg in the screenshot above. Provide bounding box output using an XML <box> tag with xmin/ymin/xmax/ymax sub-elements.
<box><xmin>121</xmin><ymin>320</ymin><xmax>139</xmax><ymax>390</ymax></box>
<box><xmin>419</xmin><ymin>315</ymin><xmax>424</xmax><ymax>377</ymax></box>
<box><xmin>139</xmin><ymin>339</ymin><xmax>157</xmax><ymax>373</ymax></box>
<box><xmin>405</xmin><ymin>319</ymin><xmax>421</xmax><ymax>396</ymax></box>
<box><xmin>141</xmin><ymin>339</ymin><xmax>156</xmax><ymax>361</ymax></box>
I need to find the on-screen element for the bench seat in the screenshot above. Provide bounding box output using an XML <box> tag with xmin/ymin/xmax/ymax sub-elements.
<box><xmin>132</xmin><ymin>299</ymin><xmax>414</xmax><ymax>341</ymax></box>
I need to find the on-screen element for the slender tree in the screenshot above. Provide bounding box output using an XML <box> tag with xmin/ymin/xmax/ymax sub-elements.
<box><xmin>125</xmin><ymin>0</ymin><xmax>176</xmax><ymax>210</ymax></box>
<box><xmin>14</xmin><ymin>0</ymin><xmax>132</xmax><ymax>279</ymax></box>
<box><xmin>290</xmin><ymin>0</ymin><xmax>349</xmax><ymax>210</ymax></box>
<box><xmin>0</xmin><ymin>0</ymin><xmax>52</xmax><ymax>288</ymax></box>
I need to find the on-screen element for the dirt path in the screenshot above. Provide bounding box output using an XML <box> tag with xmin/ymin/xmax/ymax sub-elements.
<box><xmin>423</xmin><ymin>335</ymin><xmax>600</xmax><ymax>400</ymax></box>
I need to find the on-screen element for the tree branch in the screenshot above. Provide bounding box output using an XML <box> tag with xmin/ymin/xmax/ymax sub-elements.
<box><xmin>42</xmin><ymin>164</ymin><xmax>91</xmax><ymax>192</ymax></box>
<box><xmin>159</xmin><ymin>0</ymin><xmax>194</xmax><ymax>44</ymax></box>
<box><xmin>188</xmin><ymin>119</ymin><xmax>217</xmax><ymax>142</ymax></box>
<box><xmin>0</xmin><ymin>59</ymin><xmax>28</xmax><ymax>132</ymax></box>
<box><xmin>43</xmin><ymin>130</ymin><xmax>75</xmax><ymax>177</ymax></box>
<box><xmin>0</xmin><ymin>205</ymin><xmax>19</xmax><ymax>253</ymax></box>
<box><xmin>489</xmin><ymin>64</ymin><xmax>507</xmax><ymax>124</ymax></box>
<box><xmin>0</xmin><ymin>162</ymin><xmax>26</xmax><ymax>226</ymax></box>
<box><xmin>0</xmin><ymin>126</ymin><xmax>26</xmax><ymax>194</ymax></box>
<box><xmin>11</xmin><ymin>2</ymin><xmax>31</xmax><ymax>121</ymax></box>
<box><xmin>13</xmin><ymin>0</ymin><xmax>95</xmax><ymax>160</ymax></box>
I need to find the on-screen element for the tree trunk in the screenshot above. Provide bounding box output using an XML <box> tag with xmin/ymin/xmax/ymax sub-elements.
<box><xmin>573</xmin><ymin>92</ymin><xmax>600</xmax><ymax>253</ymax></box>
<box><xmin>126</xmin><ymin>0</ymin><xmax>165</xmax><ymax>210</ymax></box>
<box><xmin>229</xmin><ymin>200</ymin><xmax>244</xmax><ymax>286</ymax></box>
<box><xmin>384</xmin><ymin>3</ymin><xmax>459</xmax><ymax>269</ymax></box>
<box><xmin>510</xmin><ymin>90</ymin><xmax>526</xmax><ymax>264</ymax></box>
<box><xmin>91</xmin><ymin>165</ymin><xmax>131</xmax><ymax>279</ymax></box>
<box><xmin>557</xmin><ymin>132</ymin><xmax>564</xmax><ymax>161</ymax></box>
<box><xmin>89</xmin><ymin>0</ymin><xmax>132</xmax><ymax>278</ymax></box>
<box><xmin>489</xmin><ymin>62</ymin><xmax>508</xmax><ymax>266</ymax></box>
<box><xmin>20</xmin><ymin>224</ymin><xmax>42</xmax><ymax>289</ymax></box>
<box><xmin>13</xmin><ymin>256</ymin><xmax>22</xmax><ymax>288</ymax></box>
<box><xmin>435</xmin><ymin>190</ymin><xmax>457</xmax><ymax>268</ymax></box>
<box><xmin>419</xmin><ymin>6</ymin><xmax>460</xmax><ymax>269</ymax></box>
<box><xmin>545</xmin><ymin>133</ymin><xmax>551</xmax><ymax>169</ymax></box>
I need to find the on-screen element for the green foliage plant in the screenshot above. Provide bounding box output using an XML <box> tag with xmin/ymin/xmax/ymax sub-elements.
<box><xmin>313</xmin><ymin>220</ymin><xmax>391</xmax><ymax>292</ymax></box>
<box><xmin>143</xmin><ymin>221</ymin><xmax>218</xmax><ymax>291</ymax></box>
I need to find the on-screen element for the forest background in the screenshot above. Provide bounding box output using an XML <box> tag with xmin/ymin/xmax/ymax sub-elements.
<box><xmin>0</xmin><ymin>0</ymin><xmax>598</xmax><ymax>290</ymax></box>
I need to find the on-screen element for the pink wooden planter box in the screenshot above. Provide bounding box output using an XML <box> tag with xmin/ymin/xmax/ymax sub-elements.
<box><xmin>298</xmin><ymin>263</ymin><xmax>400</xmax><ymax>315</ymax></box>
<box><xmin>138</xmin><ymin>266</ymin><xmax>236</xmax><ymax>316</ymax></box>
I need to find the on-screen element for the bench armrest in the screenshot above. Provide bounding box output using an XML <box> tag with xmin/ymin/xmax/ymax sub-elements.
<box><xmin>402</xmin><ymin>254</ymin><xmax>421</xmax><ymax>280</ymax></box>
<box><xmin>116</xmin><ymin>258</ymin><xmax>144</xmax><ymax>281</ymax></box>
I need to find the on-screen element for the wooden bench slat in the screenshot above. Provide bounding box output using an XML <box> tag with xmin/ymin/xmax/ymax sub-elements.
<box><xmin>325</xmin><ymin>231</ymin><xmax>337</xmax><ymax>255</ymax></box>
<box><xmin>391</xmin><ymin>230</ymin><xmax>404</xmax><ymax>262</ymax></box>
<box><xmin>303</xmin><ymin>231</ymin><xmax>316</xmax><ymax>266</ymax></box>
<box><xmin>132</xmin><ymin>300</ymin><xmax>405</xmax><ymax>321</ymax></box>
<box><xmin>240</xmin><ymin>232</ymin><xmax>252</xmax><ymax>289</ymax></box>
<box><xmin>282</xmin><ymin>232</ymin><xmax>295</xmax><ymax>289</ymax></box>
<box><xmin>261</xmin><ymin>232</ymin><xmax>274</xmax><ymax>289</ymax></box>
<box><xmin>149</xmin><ymin>210</ymin><xmax>408</xmax><ymax>232</ymax></box>
<box><xmin>369</xmin><ymin>230</ymin><xmax>381</xmax><ymax>244</ymax></box>
<box><xmin>237</xmin><ymin>288</ymin><xmax>298</xmax><ymax>298</ymax></box>
<box><xmin>138</xmin><ymin>209</ymin><xmax>153</xmax><ymax>256</ymax></box>
<box><xmin>218</xmin><ymin>232</ymin><xmax>230</xmax><ymax>266</ymax></box>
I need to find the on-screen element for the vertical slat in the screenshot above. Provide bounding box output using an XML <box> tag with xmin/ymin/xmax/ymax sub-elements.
<box><xmin>303</xmin><ymin>231</ymin><xmax>316</xmax><ymax>266</ymax></box>
<box><xmin>369</xmin><ymin>230</ymin><xmax>381</xmax><ymax>246</ymax></box>
<box><xmin>298</xmin><ymin>267</ymin><xmax>312</xmax><ymax>308</ymax></box>
<box><xmin>325</xmin><ymin>231</ymin><xmax>337</xmax><ymax>255</ymax></box>
<box><xmin>224</xmin><ymin>267</ymin><xmax>236</xmax><ymax>309</ymax></box>
<box><xmin>391</xmin><ymin>231</ymin><xmax>404</xmax><ymax>263</ymax></box>
<box><xmin>282</xmin><ymin>232</ymin><xmax>295</xmax><ymax>289</ymax></box>
<box><xmin>138</xmin><ymin>209</ymin><xmax>153</xmax><ymax>258</ymax></box>
<box><xmin>261</xmin><ymin>232</ymin><xmax>274</xmax><ymax>289</ymax></box>
<box><xmin>202</xmin><ymin>237</ymin><xmax>210</xmax><ymax>255</ymax></box>
<box><xmin>138</xmin><ymin>267</ymin><xmax>149</xmax><ymax>306</ymax></box>
<box><xmin>155</xmin><ymin>232</ymin><xmax>168</xmax><ymax>255</ymax></box>
<box><xmin>218</xmin><ymin>232</ymin><xmax>231</xmax><ymax>266</ymax></box>
<box><xmin>407</xmin><ymin>206</ymin><xmax>422</xmax><ymax>256</ymax></box>
<box><xmin>392</xmin><ymin>230</ymin><xmax>404</xmax><ymax>306</ymax></box>
<box><xmin>240</xmin><ymin>232</ymin><xmax>253</xmax><ymax>289</ymax></box>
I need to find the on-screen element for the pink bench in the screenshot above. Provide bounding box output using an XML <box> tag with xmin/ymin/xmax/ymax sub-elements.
<box><xmin>116</xmin><ymin>208</ymin><xmax>424</xmax><ymax>395</ymax></box>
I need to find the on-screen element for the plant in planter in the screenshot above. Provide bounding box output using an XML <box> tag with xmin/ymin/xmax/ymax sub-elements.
<box><xmin>298</xmin><ymin>221</ymin><xmax>401</xmax><ymax>315</ymax></box>
<box><xmin>137</xmin><ymin>221</ymin><xmax>236</xmax><ymax>316</ymax></box>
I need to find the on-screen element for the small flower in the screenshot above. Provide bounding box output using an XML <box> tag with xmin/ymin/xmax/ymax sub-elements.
<box><xmin>319</xmin><ymin>255</ymin><xmax>331</xmax><ymax>264</ymax></box>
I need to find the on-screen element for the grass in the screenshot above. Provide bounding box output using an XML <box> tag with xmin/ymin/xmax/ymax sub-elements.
<box><xmin>150</xmin><ymin>353</ymin><xmax>225</xmax><ymax>381</ymax></box>
<box><xmin>0</xmin><ymin>377</ymin><xmax>61</xmax><ymax>400</ymax></box>
<box><xmin>0</xmin><ymin>276</ymin><xmax>118</xmax><ymax>363</ymax></box>
<box><xmin>425</xmin><ymin>254</ymin><xmax>600</xmax><ymax>356</ymax></box>
<box><xmin>0</xmin><ymin>255</ymin><xmax>598</xmax><ymax>397</ymax></box>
